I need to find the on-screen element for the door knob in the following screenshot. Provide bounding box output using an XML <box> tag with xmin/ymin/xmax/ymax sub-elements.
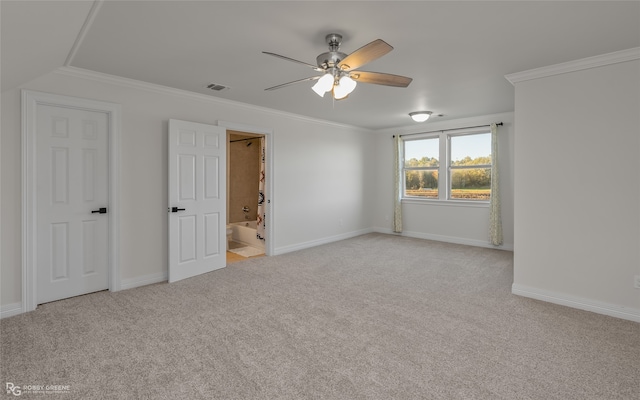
<box><xmin>170</xmin><ymin>207</ymin><xmax>186</xmax><ymax>213</ymax></box>
<box><xmin>91</xmin><ymin>207</ymin><xmax>107</xmax><ymax>214</ymax></box>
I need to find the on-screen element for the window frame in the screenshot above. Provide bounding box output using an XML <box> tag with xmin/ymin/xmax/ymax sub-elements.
<box><xmin>401</xmin><ymin>128</ymin><xmax>492</xmax><ymax>205</ymax></box>
<box><xmin>402</xmin><ymin>134</ymin><xmax>440</xmax><ymax>200</ymax></box>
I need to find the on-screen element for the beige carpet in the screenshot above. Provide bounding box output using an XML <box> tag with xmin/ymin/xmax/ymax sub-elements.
<box><xmin>1</xmin><ymin>233</ymin><xmax>638</xmax><ymax>399</ymax></box>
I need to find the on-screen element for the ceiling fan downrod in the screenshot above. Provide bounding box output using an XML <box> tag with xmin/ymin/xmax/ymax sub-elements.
<box><xmin>326</xmin><ymin>33</ymin><xmax>342</xmax><ymax>52</ymax></box>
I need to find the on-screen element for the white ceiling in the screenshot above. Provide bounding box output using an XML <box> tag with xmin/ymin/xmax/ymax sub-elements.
<box><xmin>2</xmin><ymin>1</ymin><xmax>639</xmax><ymax>130</ymax></box>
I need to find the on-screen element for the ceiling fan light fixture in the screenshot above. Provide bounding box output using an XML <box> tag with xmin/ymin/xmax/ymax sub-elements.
<box><xmin>333</xmin><ymin>75</ymin><xmax>357</xmax><ymax>99</ymax></box>
<box><xmin>312</xmin><ymin>73</ymin><xmax>334</xmax><ymax>97</ymax></box>
<box><xmin>409</xmin><ymin>111</ymin><xmax>433</xmax><ymax>122</ymax></box>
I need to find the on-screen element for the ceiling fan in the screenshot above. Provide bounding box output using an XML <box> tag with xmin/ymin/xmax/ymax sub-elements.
<box><xmin>263</xmin><ymin>33</ymin><xmax>412</xmax><ymax>100</ymax></box>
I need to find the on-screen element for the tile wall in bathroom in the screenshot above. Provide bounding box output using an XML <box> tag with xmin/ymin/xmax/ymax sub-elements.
<box><xmin>228</xmin><ymin>134</ymin><xmax>260</xmax><ymax>223</ymax></box>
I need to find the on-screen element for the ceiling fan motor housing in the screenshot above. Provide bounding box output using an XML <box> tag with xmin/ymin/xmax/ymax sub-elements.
<box><xmin>316</xmin><ymin>51</ymin><xmax>347</xmax><ymax>69</ymax></box>
<box><xmin>316</xmin><ymin>33</ymin><xmax>347</xmax><ymax>69</ymax></box>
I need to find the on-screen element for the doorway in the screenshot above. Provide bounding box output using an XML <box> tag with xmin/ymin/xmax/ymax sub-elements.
<box><xmin>226</xmin><ymin>131</ymin><xmax>265</xmax><ymax>262</ymax></box>
<box><xmin>217</xmin><ymin>120</ymin><xmax>274</xmax><ymax>259</ymax></box>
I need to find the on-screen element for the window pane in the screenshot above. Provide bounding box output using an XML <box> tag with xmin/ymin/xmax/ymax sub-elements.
<box><xmin>450</xmin><ymin>133</ymin><xmax>491</xmax><ymax>166</ymax></box>
<box><xmin>405</xmin><ymin>170</ymin><xmax>438</xmax><ymax>198</ymax></box>
<box><xmin>450</xmin><ymin>168</ymin><xmax>491</xmax><ymax>200</ymax></box>
<box><xmin>405</xmin><ymin>138</ymin><xmax>439</xmax><ymax>167</ymax></box>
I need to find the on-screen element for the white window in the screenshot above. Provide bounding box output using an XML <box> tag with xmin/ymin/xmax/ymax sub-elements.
<box><xmin>403</xmin><ymin>129</ymin><xmax>491</xmax><ymax>201</ymax></box>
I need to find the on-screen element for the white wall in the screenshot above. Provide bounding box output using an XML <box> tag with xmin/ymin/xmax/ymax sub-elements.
<box><xmin>511</xmin><ymin>57</ymin><xmax>640</xmax><ymax>321</ymax></box>
<box><xmin>0</xmin><ymin>68</ymin><xmax>374</xmax><ymax>309</ymax></box>
<box><xmin>372</xmin><ymin>113</ymin><xmax>515</xmax><ymax>250</ymax></box>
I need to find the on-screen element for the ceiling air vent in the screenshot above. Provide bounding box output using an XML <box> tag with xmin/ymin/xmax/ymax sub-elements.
<box><xmin>205</xmin><ymin>83</ymin><xmax>230</xmax><ymax>92</ymax></box>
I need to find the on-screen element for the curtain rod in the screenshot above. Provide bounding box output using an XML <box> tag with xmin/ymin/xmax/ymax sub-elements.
<box><xmin>393</xmin><ymin>122</ymin><xmax>503</xmax><ymax>138</ymax></box>
<box><xmin>230</xmin><ymin>137</ymin><xmax>259</xmax><ymax>143</ymax></box>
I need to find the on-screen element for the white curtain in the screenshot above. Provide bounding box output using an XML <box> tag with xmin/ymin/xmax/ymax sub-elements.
<box><xmin>489</xmin><ymin>123</ymin><xmax>503</xmax><ymax>245</ymax></box>
<box><xmin>393</xmin><ymin>135</ymin><xmax>403</xmax><ymax>233</ymax></box>
<box><xmin>256</xmin><ymin>137</ymin><xmax>266</xmax><ymax>241</ymax></box>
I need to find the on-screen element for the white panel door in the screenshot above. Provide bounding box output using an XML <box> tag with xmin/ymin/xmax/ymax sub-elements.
<box><xmin>168</xmin><ymin>119</ymin><xmax>226</xmax><ymax>283</ymax></box>
<box><xmin>36</xmin><ymin>105</ymin><xmax>109</xmax><ymax>304</ymax></box>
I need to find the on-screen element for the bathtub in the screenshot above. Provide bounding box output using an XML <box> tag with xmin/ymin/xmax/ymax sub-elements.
<box><xmin>229</xmin><ymin>220</ymin><xmax>265</xmax><ymax>250</ymax></box>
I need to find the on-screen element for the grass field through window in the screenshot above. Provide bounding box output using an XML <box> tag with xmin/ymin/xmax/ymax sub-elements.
<box><xmin>405</xmin><ymin>188</ymin><xmax>490</xmax><ymax>200</ymax></box>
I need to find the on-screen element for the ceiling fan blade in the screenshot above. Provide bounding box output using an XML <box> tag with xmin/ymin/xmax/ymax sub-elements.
<box><xmin>349</xmin><ymin>71</ymin><xmax>412</xmax><ymax>87</ymax></box>
<box><xmin>262</xmin><ymin>52</ymin><xmax>324</xmax><ymax>72</ymax></box>
<box><xmin>264</xmin><ymin>76</ymin><xmax>321</xmax><ymax>91</ymax></box>
<box><xmin>337</xmin><ymin>39</ymin><xmax>393</xmax><ymax>71</ymax></box>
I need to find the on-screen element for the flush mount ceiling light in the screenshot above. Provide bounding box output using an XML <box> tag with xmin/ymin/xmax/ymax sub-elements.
<box><xmin>263</xmin><ymin>33</ymin><xmax>412</xmax><ymax>100</ymax></box>
<box><xmin>409</xmin><ymin>111</ymin><xmax>433</xmax><ymax>122</ymax></box>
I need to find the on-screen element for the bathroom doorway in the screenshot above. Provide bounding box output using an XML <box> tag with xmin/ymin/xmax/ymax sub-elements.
<box><xmin>226</xmin><ymin>130</ymin><xmax>266</xmax><ymax>262</ymax></box>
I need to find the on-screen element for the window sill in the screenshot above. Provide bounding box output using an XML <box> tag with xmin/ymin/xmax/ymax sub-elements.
<box><xmin>402</xmin><ymin>198</ymin><xmax>490</xmax><ymax>208</ymax></box>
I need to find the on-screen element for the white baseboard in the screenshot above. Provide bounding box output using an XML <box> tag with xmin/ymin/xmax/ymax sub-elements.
<box><xmin>119</xmin><ymin>272</ymin><xmax>167</xmax><ymax>291</ymax></box>
<box><xmin>274</xmin><ymin>228</ymin><xmax>373</xmax><ymax>255</ymax></box>
<box><xmin>512</xmin><ymin>283</ymin><xmax>640</xmax><ymax>323</ymax></box>
<box><xmin>1</xmin><ymin>302</ymin><xmax>23</xmax><ymax>319</ymax></box>
<box><xmin>372</xmin><ymin>227</ymin><xmax>514</xmax><ymax>251</ymax></box>
<box><xmin>1</xmin><ymin>273</ymin><xmax>167</xmax><ymax>319</ymax></box>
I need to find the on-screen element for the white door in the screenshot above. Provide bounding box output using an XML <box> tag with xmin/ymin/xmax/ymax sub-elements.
<box><xmin>168</xmin><ymin>119</ymin><xmax>227</xmax><ymax>283</ymax></box>
<box><xmin>36</xmin><ymin>104</ymin><xmax>109</xmax><ymax>304</ymax></box>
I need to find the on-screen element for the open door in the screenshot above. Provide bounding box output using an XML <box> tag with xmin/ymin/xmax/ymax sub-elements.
<box><xmin>168</xmin><ymin>119</ymin><xmax>226</xmax><ymax>283</ymax></box>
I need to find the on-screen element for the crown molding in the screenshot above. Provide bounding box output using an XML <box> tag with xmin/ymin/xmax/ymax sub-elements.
<box><xmin>54</xmin><ymin>66</ymin><xmax>366</xmax><ymax>131</ymax></box>
<box><xmin>505</xmin><ymin>47</ymin><xmax>640</xmax><ymax>85</ymax></box>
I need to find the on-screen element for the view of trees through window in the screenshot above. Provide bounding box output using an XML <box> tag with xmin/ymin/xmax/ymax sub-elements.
<box><xmin>404</xmin><ymin>157</ymin><xmax>439</xmax><ymax>198</ymax></box>
<box><xmin>404</xmin><ymin>137</ymin><xmax>439</xmax><ymax>198</ymax></box>
<box><xmin>404</xmin><ymin>132</ymin><xmax>491</xmax><ymax>200</ymax></box>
